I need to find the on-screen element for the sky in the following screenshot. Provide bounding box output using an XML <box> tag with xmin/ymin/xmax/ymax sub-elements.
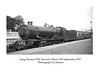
<box><xmin>4</xmin><ymin>0</ymin><xmax>93</xmax><ymax>31</ymax></box>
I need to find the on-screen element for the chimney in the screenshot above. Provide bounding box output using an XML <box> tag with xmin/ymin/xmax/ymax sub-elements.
<box><xmin>28</xmin><ymin>21</ymin><xmax>33</xmax><ymax>25</ymax></box>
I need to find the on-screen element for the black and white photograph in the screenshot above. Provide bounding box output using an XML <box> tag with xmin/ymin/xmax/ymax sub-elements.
<box><xmin>1</xmin><ymin>0</ymin><xmax>100</xmax><ymax>76</ymax></box>
<box><xmin>6</xmin><ymin>7</ymin><xmax>93</xmax><ymax>54</ymax></box>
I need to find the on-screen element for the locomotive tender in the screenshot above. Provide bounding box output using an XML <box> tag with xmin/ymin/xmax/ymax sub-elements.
<box><xmin>8</xmin><ymin>22</ymin><xmax>91</xmax><ymax>51</ymax></box>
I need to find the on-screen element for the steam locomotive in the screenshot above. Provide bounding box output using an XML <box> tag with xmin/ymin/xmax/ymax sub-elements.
<box><xmin>8</xmin><ymin>22</ymin><xmax>91</xmax><ymax>51</ymax></box>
